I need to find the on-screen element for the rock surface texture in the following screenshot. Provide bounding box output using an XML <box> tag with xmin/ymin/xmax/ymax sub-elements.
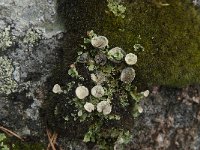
<box><xmin>129</xmin><ymin>85</ymin><xmax>200</xmax><ymax>150</ymax></box>
<box><xmin>0</xmin><ymin>0</ymin><xmax>64</xmax><ymax>138</ymax></box>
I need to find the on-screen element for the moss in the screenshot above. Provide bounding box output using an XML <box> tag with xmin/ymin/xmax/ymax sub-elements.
<box><xmin>0</xmin><ymin>56</ymin><xmax>17</xmax><ymax>95</ymax></box>
<box><xmin>98</xmin><ymin>0</ymin><xmax>200</xmax><ymax>86</ymax></box>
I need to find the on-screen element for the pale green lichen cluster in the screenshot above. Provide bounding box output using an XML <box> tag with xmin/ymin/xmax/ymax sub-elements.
<box><xmin>107</xmin><ymin>0</ymin><xmax>126</xmax><ymax>18</ymax></box>
<box><xmin>0</xmin><ymin>26</ymin><xmax>13</xmax><ymax>51</ymax></box>
<box><xmin>23</xmin><ymin>28</ymin><xmax>42</xmax><ymax>46</ymax></box>
<box><xmin>0</xmin><ymin>56</ymin><xmax>17</xmax><ymax>95</ymax></box>
<box><xmin>0</xmin><ymin>26</ymin><xmax>42</xmax><ymax>51</ymax></box>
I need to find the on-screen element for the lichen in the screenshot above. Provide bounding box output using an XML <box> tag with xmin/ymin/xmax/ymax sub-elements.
<box><xmin>0</xmin><ymin>56</ymin><xmax>17</xmax><ymax>95</ymax></box>
<box><xmin>0</xmin><ymin>26</ymin><xmax>13</xmax><ymax>51</ymax></box>
<box><xmin>23</xmin><ymin>28</ymin><xmax>43</xmax><ymax>47</ymax></box>
<box><xmin>75</xmin><ymin>86</ymin><xmax>89</xmax><ymax>99</ymax></box>
<box><xmin>52</xmin><ymin>84</ymin><xmax>63</xmax><ymax>94</ymax></box>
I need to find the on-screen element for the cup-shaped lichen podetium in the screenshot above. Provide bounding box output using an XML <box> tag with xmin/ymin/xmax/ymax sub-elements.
<box><xmin>91</xmin><ymin>36</ymin><xmax>108</xmax><ymax>49</ymax></box>
<box><xmin>75</xmin><ymin>86</ymin><xmax>89</xmax><ymax>99</ymax></box>
<box><xmin>125</xmin><ymin>53</ymin><xmax>137</xmax><ymax>65</ymax></box>
<box><xmin>107</xmin><ymin>47</ymin><xmax>126</xmax><ymax>63</ymax></box>
<box><xmin>120</xmin><ymin>67</ymin><xmax>136</xmax><ymax>83</ymax></box>
<box><xmin>91</xmin><ymin>85</ymin><xmax>105</xmax><ymax>98</ymax></box>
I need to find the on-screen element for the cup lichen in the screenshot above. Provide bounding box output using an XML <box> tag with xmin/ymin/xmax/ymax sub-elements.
<box><xmin>91</xmin><ymin>85</ymin><xmax>105</xmax><ymax>98</ymax></box>
<box><xmin>75</xmin><ymin>86</ymin><xmax>89</xmax><ymax>99</ymax></box>
<box><xmin>91</xmin><ymin>36</ymin><xmax>108</xmax><ymax>49</ymax></box>
<box><xmin>52</xmin><ymin>31</ymin><xmax>148</xmax><ymax>149</ymax></box>
<box><xmin>125</xmin><ymin>53</ymin><xmax>137</xmax><ymax>65</ymax></box>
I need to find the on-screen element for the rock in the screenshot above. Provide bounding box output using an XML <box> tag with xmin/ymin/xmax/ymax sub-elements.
<box><xmin>130</xmin><ymin>85</ymin><xmax>200</xmax><ymax>149</ymax></box>
<box><xmin>0</xmin><ymin>0</ymin><xmax>64</xmax><ymax>140</ymax></box>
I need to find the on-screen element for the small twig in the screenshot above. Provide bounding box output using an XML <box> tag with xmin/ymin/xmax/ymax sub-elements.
<box><xmin>47</xmin><ymin>131</ymin><xmax>57</xmax><ymax>150</ymax></box>
<box><xmin>0</xmin><ymin>126</ymin><xmax>23</xmax><ymax>141</ymax></box>
<box><xmin>46</xmin><ymin>129</ymin><xmax>56</xmax><ymax>150</ymax></box>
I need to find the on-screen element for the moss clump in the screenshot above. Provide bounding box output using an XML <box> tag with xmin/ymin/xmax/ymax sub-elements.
<box><xmin>0</xmin><ymin>56</ymin><xmax>17</xmax><ymax>95</ymax></box>
<box><xmin>60</xmin><ymin>0</ymin><xmax>200</xmax><ymax>86</ymax></box>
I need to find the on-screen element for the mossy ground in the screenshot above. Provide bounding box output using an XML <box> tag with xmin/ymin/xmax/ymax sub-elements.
<box><xmin>101</xmin><ymin>0</ymin><xmax>200</xmax><ymax>87</ymax></box>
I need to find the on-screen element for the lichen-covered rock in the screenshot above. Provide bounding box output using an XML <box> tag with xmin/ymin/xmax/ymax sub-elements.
<box><xmin>0</xmin><ymin>0</ymin><xmax>64</xmax><ymax>142</ymax></box>
<box><xmin>0</xmin><ymin>26</ymin><xmax>13</xmax><ymax>50</ymax></box>
<box><xmin>129</xmin><ymin>85</ymin><xmax>200</xmax><ymax>150</ymax></box>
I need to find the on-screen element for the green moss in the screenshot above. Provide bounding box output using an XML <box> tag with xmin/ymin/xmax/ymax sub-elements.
<box><xmin>98</xmin><ymin>0</ymin><xmax>200</xmax><ymax>86</ymax></box>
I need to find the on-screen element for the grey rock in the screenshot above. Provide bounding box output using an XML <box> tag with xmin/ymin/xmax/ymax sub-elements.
<box><xmin>0</xmin><ymin>0</ymin><xmax>64</xmax><ymax>140</ymax></box>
